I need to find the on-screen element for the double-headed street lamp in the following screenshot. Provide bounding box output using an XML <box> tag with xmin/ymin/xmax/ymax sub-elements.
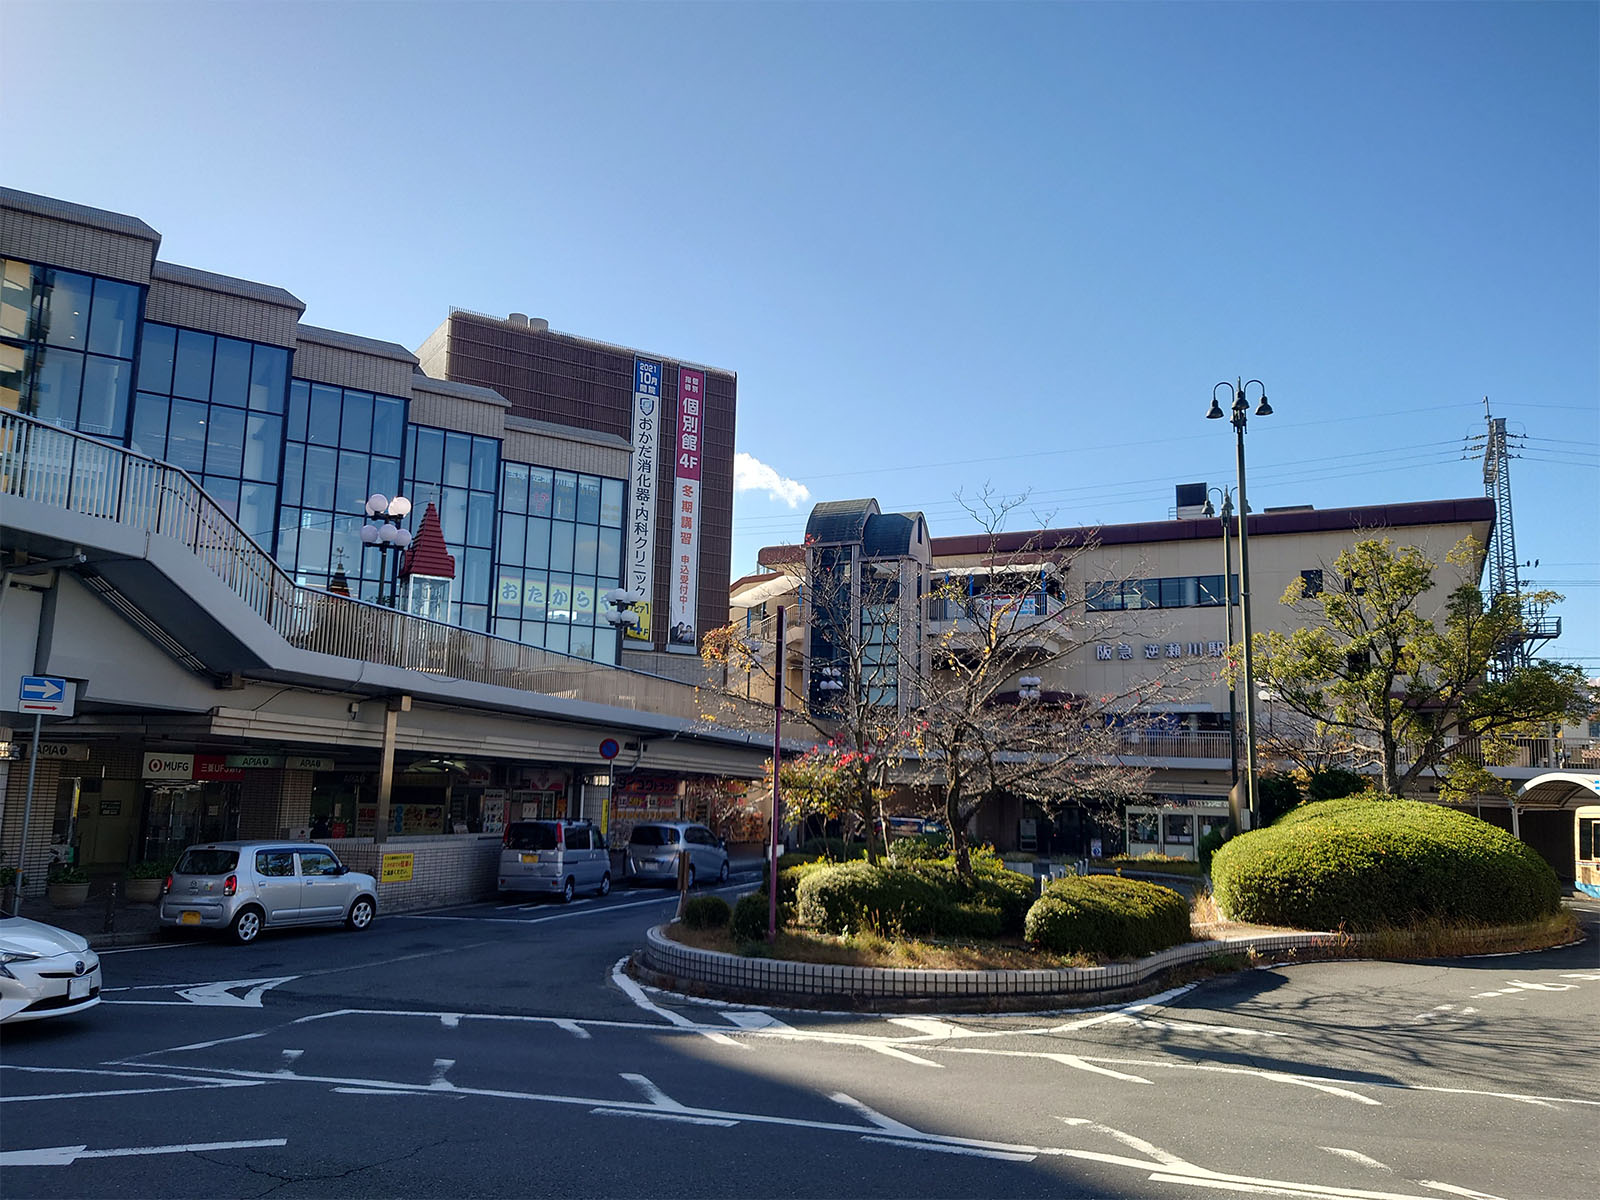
<box><xmin>1206</xmin><ymin>379</ymin><xmax>1272</xmax><ymax>829</ymax></box>
<box><xmin>359</xmin><ymin>492</ymin><xmax>412</xmax><ymax>607</ymax></box>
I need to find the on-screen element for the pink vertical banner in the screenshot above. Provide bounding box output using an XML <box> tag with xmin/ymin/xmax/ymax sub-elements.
<box><xmin>667</xmin><ymin>367</ymin><xmax>706</xmax><ymax>652</ymax></box>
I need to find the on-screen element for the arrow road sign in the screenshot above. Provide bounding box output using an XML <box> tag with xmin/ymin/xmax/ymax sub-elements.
<box><xmin>17</xmin><ymin>675</ymin><xmax>74</xmax><ymax>716</ymax></box>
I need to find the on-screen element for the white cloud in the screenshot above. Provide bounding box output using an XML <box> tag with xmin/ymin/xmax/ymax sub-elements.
<box><xmin>734</xmin><ymin>452</ymin><xmax>811</xmax><ymax>508</ymax></box>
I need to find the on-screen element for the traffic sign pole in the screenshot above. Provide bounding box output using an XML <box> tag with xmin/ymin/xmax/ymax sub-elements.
<box><xmin>13</xmin><ymin>711</ymin><xmax>41</xmax><ymax>914</ymax></box>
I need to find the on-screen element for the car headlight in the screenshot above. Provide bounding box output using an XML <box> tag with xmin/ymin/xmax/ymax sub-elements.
<box><xmin>0</xmin><ymin>950</ymin><xmax>41</xmax><ymax>980</ymax></box>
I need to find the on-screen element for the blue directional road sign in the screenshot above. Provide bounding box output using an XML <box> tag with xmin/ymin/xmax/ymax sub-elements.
<box><xmin>18</xmin><ymin>675</ymin><xmax>75</xmax><ymax>716</ymax></box>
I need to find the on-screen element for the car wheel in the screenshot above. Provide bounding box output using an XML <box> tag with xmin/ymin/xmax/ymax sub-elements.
<box><xmin>718</xmin><ymin>859</ymin><xmax>730</xmax><ymax>884</ymax></box>
<box><xmin>230</xmin><ymin>906</ymin><xmax>263</xmax><ymax>946</ymax></box>
<box><xmin>597</xmin><ymin>872</ymin><xmax>611</xmax><ymax>897</ymax></box>
<box><xmin>346</xmin><ymin>896</ymin><xmax>375</xmax><ymax>930</ymax></box>
<box><xmin>561</xmin><ymin>877</ymin><xmax>575</xmax><ymax>904</ymax></box>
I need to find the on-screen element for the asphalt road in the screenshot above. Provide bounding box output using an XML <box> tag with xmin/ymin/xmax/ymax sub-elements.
<box><xmin>3</xmin><ymin>878</ymin><xmax>1597</xmax><ymax>1199</ymax></box>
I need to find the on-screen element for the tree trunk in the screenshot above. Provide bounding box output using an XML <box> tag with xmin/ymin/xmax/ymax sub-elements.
<box><xmin>946</xmin><ymin>783</ymin><xmax>971</xmax><ymax>878</ymax></box>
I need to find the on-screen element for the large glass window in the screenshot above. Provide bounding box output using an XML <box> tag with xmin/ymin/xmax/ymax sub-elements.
<box><xmin>491</xmin><ymin>458</ymin><xmax>625</xmax><ymax>664</ymax></box>
<box><xmin>127</xmin><ymin>322</ymin><xmax>292</xmax><ymax>546</ymax></box>
<box><xmin>1088</xmin><ymin>573</ymin><xmax>1241</xmax><ymax>611</ymax></box>
<box><xmin>404</xmin><ymin>425</ymin><xmax>498</xmax><ymax>628</ymax></box>
<box><xmin>1</xmin><ymin>258</ymin><xmax>140</xmax><ymax>441</ymax></box>
<box><xmin>282</xmin><ymin>380</ymin><xmax>407</xmax><ymax>595</ymax></box>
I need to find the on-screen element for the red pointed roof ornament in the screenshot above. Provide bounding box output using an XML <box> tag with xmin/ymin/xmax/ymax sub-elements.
<box><xmin>399</xmin><ymin>502</ymin><xmax>456</xmax><ymax>580</ymax></box>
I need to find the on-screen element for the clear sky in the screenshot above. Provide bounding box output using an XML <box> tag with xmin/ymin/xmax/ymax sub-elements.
<box><xmin>8</xmin><ymin>1</ymin><xmax>1597</xmax><ymax>670</ymax></box>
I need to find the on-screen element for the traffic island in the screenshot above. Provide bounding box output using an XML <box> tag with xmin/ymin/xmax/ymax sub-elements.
<box><xmin>631</xmin><ymin>922</ymin><xmax>1344</xmax><ymax>1011</ymax></box>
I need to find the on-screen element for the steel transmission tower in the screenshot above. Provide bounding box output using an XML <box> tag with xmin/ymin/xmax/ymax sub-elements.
<box><xmin>1474</xmin><ymin>401</ymin><xmax>1561</xmax><ymax>679</ymax></box>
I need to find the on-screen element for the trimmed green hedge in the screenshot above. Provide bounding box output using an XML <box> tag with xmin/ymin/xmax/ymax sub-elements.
<box><xmin>792</xmin><ymin>854</ymin><xmax>1041</xmax><ymax>938</ymax></box>
<box><xmin>681</xmin><ymin>895</ymin><xmax>731</xmax><ymax>930</ymax></box>
<box><xmin>1023</xmin><ymin>876</ymin><xmax>1191</xmax><ymax>958</ymax></box>
<box><xmin>729</xmin><ymin>892</ymin><xmax>772</xmax><ymax>943</ymax></box>
<box><xmin>1210</xmin><ymin>795</ymin><xmax>1562</xmax><ymax>931</ymax></box>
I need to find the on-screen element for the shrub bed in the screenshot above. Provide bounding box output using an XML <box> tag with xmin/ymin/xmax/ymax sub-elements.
<box><xmin>729</xmin><ymin>891</ymin><xmax>772</xmax><ymax>944</ymax></box>
<box><xmin>680</xmin><ymin>895</ymin><xmax>731</xmax><ymax>930</ymax></box>
<box><xmin>1210</xmin><ymin>795</ymin><xmax>1562</xmax><ymax>931</ymax></box>
<box><xmin>1023</xmin><ymin>875</ymin><xmax>1190</xmax><ymax>958</ymax></box>
<box><xmin>792</xmin><ymin>852</ymin><xmax>1041</xmax><ymax>939</ymax></box>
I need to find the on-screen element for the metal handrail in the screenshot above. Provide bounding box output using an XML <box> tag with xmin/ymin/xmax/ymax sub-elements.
<box><xmin>0</xmin><ymin>411</ymin><xmax>765</xmax><ymax>724</ymax></box>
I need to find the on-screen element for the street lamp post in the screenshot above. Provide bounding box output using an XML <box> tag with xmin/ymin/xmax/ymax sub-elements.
<box><xmin>1200</xmin><ymin>487</ymin><xmax>1240</xmax><ymax>821</ymax></box>
<box><xmin>359</xmin><ymin>493</ymin><xmax>413</xmax><ymax>607</ymax></box>
<box><xmin>1206</xmin><ymin>379</ymin><xmax>1272</xmax><ymax>829</ymax></box>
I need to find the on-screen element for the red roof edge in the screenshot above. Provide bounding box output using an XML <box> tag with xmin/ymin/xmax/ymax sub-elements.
<box><xmin>399</xmin><ymin>502</ymin><xmax>457</xmax><ymax>579</ymax></box>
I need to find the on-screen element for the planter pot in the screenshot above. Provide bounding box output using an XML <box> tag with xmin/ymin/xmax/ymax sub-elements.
<box><xmin>124</xmin><ymin>877</ymin><xmax>164</xmax><ymax>904</ymax></box>
<box><xmin>47</xmin><ymin>881</ymin><xmax>91</xmax><ymax>909</ymax></box>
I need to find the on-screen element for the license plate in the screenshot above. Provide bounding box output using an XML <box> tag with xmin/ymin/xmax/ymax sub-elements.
<box><xmin>521</xmin><ymin>853</ymin><xmax>538</xmax><ymax>864</ymax></box>
<box><xmin>68</xmin><ymin>975</ymin><xmax>91</xmax><ymax>1000</ymax></box>
<box><xmin>180</xmin><ymin>911</ymin><xmax>201</xmax><ymax>925</ymax></box>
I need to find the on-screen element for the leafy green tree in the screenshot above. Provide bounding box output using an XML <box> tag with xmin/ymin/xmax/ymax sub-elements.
<box><xmin>1251</xmin><ymin>536</ymin><xmax>1588</xmax><ymax>796</ymax></box>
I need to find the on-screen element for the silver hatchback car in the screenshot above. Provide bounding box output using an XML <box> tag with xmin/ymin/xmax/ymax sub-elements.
<box><xmin>159</xmin><ymin>841</ymin><xmax>378</xmax><ymax>945</ymax></box>
<box><xmin>626</xmin><ymin>821</ymin><xmax>730</xmax><ymax>888</ymax></box>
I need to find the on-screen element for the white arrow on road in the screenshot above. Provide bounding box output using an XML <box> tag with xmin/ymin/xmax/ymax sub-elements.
<box><xmin>177</xmin><ymin>976</ymin><xmax>298</xmax><ymax>1007</ymax></box>
<box><xmin>1</xmin><ymin>1138</ymin><xmax>286</xmax><ymax>1167</ymax></box>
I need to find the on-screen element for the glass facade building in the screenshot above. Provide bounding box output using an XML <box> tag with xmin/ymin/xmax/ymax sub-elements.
<box><xmin>493</xmin><ymin>463</ymin><xmax>626</xmax><ymax>661</ymax></box>
<box><xmin>1</xmin><ymin>258</ymin><xmax>141</xmax><ymax>439</ymax></box>
<box><xmin>129</xmin><ymin>323</ymin><xmax>290</xmax><ymax>545</ymax></box>
<box><xmin>404</xmin><ymin>423</ymin><xmax>499</xmax><ymax>631</ymax></box>
<box><xmin>279</xmin><ymin>379</ymin><xmax>407</xmax><ymax>596</ymax></box>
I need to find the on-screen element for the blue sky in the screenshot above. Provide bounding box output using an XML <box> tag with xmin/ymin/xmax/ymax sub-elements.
<box><xmin>9</xmin><ymin>1</ymin><xmax>1597</xmax><ymax>669</ymax></box>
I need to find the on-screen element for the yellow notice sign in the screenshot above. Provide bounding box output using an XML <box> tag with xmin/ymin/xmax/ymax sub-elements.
<box><xmin>380</xmin><ymin>852</ymin><xmax>414</xmax><ymax>883</ymax></box>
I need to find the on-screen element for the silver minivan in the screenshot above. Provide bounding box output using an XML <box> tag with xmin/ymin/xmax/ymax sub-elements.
<box><xmin>626</xmin><ymin>822</ymin><xmax>730</xmax><ymax>888</ymax></box>
<box><xmin>497</xmin><ymin>819</ymin><xmax>610</xmax><ymax>902</ymax></box>
<box><xmin>158</xmin><ymin>841</ymin><xmax>378</xmax><ymax>945</ymax></box>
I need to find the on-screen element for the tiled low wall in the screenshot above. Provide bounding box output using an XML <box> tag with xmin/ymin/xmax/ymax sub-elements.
<box><xmin>640</xmin><ymin>925</ymin><xmax>1341</xmax><ymax>1003</ymax></box>
<box><xmin>323</xmin><ymin>836</ymin><xmax>501</xmax><ymax>912</ymax></box>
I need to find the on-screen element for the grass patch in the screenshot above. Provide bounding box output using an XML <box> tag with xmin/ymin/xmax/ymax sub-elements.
<box><xmin>664</xmin><ymin>922</ymin><xmax>1097</xmax><ymax>969</ymax></box>
<box><xmin>1104</xmin><ymin>854</ymin><xmax>1205</xmax><ymax>877</ymax></box>
<box><xmin>1358</xmin><ymin>911</ymin><xmax>1579</xmax><ymax>959</ymax></box>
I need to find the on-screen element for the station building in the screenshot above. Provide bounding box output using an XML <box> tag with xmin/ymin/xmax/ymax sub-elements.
<box><xmin>733</xmin><ymin>488</ymin><xmax>1588</xmax><ymax>873</ymax></box>
<box><xmin>0</xmin><ymin>187</ymin><xmax>763</xmax><ymax>902</ymax></box>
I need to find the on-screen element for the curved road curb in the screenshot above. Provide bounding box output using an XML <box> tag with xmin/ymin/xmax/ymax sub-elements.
<box><xmin>637</xmin><ymin>923</ymin><xmax>1343</xmax><ymax>1007</ymax></box>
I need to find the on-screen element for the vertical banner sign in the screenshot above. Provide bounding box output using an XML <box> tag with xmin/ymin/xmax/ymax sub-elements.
<box><xmin>626</xmin><ymin>358</ymin><xmax>662</xmax><ymax>644</ymax></box>
<box><xmin>668</xmin><ymin>366</ymin><xmax>705</xmax><ymax>653</ymax></box>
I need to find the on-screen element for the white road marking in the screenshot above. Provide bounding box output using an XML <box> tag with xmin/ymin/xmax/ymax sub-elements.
<box><xmin>554</xmin><ymin>1019</ymin><xmax>591</xmax><ymax>1039</ymax></box>
<box><xmin>429</xmin><ymin>1059</ymin><xmax>455</xmax><ymax>1090</ymax></box>
<box><xmin>333</xmin><ymin>1087</ymin><xmax>414</xmax><ymax>1095</ymax></box>
<box><xmin>719</xmin><ymin>1010</ymin><xmax>793</xmax><ymax>1031</ymax></box>
<box><xmin>830</xmin><ymin>1092</ymin><xmax>923</xmax><ymax>1136</ymax></box>
<box><xmin>402</xmin><ymin>894</ymin><xmax>677</xmax><ymax>925</ymax></box>
<box><xmin>277</xmin><ymin>1050</ymin><xmax>303</xmax><ymax>1075</ymax></box>
<box><xmin>887</xmin><ymin>1017</ymin><xmax>975</xmax><ymax>1038</ymax></box>
<box><xmin>590</xmin><ymin>1108</ymin><xmax>738</xmax><ymax>1126</ymax></box>
<box><xmin>1043</xmin><ymin>1054</ymin><xmax>1153</xmax><ymax>1084</ymax></box>
<box><xmin>440</xmin><ymin>1014</ymin><xmax>462</xmax><ymax>1028</ymax></box>
<box><xmin>1113</xmin><ymin>1014</ymin><xmax>1285</xmax><ymax>1037</ymax></box>
<box><xmin>1056</xmin><ymin>1116</ymin><xmax>1192</xmax><ymax>1168</ymax></box>
<box><xmin>621</xmin><ymin>1073</ymin><xmax>686</xmax><ymax>1109</ymax></box>
<box><xmin>1418</xmin><ymin>1182</ymin><xmax>1512</xmax><ymax>1200</ymax></box>
<box><xmin>862</xmin><ymin>1134</ymin><xmax>1036</xmax><ymax>1162</ymax></box>
<box><xmin>109</xmin><ymin>1054</ymin><xmax>1488</xmax><ymax>1198</ymax></box>
<box><xmin>0</xmin><ymin>1139</ymin><xmax>286</xmax><ymax>1167</ymax></box>
<box><xmin>172</xmin><ymin>976</ymin><xmax>298</xmax><ymax>1008</ymax></box>
<box><xmin>1560</xmin><ymin>972</ymin><xmax>1600</xmax><ymax>981</ymax></box>
<box><xmin>1</xmin><ymin>1083</ymin><xmax>263</xmax><ymax>1104</ymax></box>
<box><xmin>1321</xmin><ymin>1147</ymin><xmax>1391</xmax><ymax>1171</ymax></box>
<box><xmin>609</xmin><ymin>958</ymin><xmax>741</xmax><ymax>1046</ymax></box>
<box><xmin>866</xmin><ymin>1043</ymin><xmax>943</xmax><ymax>1067</ymax></box>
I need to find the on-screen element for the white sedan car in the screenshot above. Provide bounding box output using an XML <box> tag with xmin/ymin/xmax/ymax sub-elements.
<box><xmin>0</xmin><ymin>913</ymin><xmax>103</xmax><ymax>1025</ymax></box>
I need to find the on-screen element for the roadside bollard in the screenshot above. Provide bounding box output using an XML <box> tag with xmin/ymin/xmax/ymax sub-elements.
<box><xmin>102</xmin><ymin>879</ymin><xmax>118</xmax><ymax>933</ymax></box>
<box><xmin>674</xmin><ymin>847</ymin><xmax>689</xmax><ymax>920</ymax></box>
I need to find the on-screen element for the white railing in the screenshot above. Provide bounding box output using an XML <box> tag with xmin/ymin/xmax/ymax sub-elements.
<box><xmin>0</xmin><ymin>411</ymin><xmax>767</xmax><ymax>726</ymax></box>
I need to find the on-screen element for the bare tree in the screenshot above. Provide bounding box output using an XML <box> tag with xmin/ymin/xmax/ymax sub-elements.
<box><xmin>902</xmin><ymin>489</ymin><xmax>1181</xmax><ymax>874</ymax></box>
